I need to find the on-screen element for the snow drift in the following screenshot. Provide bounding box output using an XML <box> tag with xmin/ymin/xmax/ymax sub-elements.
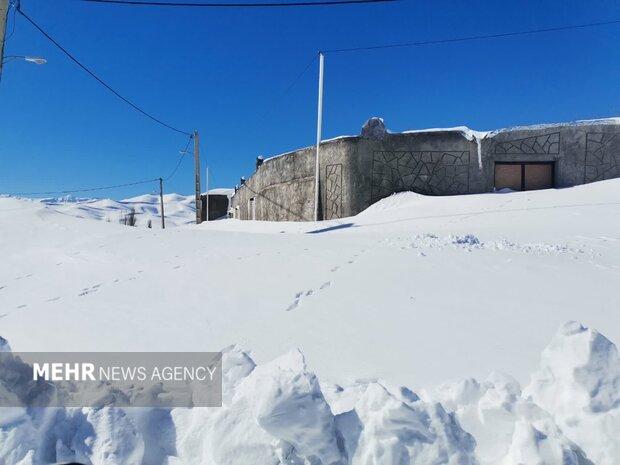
<box><xmin>1</xmin><ymin>322</ymin><xmax>618</xmax><ymax>465</ymax></box>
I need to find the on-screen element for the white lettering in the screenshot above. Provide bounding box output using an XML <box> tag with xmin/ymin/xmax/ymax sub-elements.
<box><xmin>33</xmin><ymin>363</ymin><xmax>49</xmax><ymax>381</ymax></box>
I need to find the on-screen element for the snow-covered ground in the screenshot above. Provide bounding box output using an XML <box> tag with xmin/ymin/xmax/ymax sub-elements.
<box><xmin>1</xmin><ymin>180</ymin><xmax>619</xmax><ymax>464</ymax></box>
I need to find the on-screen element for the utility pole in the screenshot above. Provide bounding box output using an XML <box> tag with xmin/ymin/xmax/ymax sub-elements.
<box><xmin>313</xmin><ymin>51</ymin><xmax>325</xmax><ymax>222</ymax></box>
<box><xmin>159</xmin><ymin>177</ymin><xmax>165</xmax><ymax>229</ymax></box>
<box><xmin>0</xmin><ymin>0</ymin><xmax>9</xmax><ymax>83</ymax></box>
<box><xmin>205</xmin><ymin>165</ymin><xmax>209</xmax><ymax>222</ymax></box>
<box><xmin>194</xmin><ymin>130</ymin><xmax>202</xmax><ymax>224</ymax></box>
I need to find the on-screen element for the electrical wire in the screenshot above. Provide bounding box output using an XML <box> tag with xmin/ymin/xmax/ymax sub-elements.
<box><xmin>15</xmin><ymin>6</ymin><xmax>192</xmax><ymax>137</ymax></box>
<box><xmin>323</xmin><ymin>19</ymin><xmax>620</xmax><ymax>53</ymax></box>
<box><xmin>8</xmin><ymin>178</ymin><xmax>160</xmax><ymax>197</ymax></box>
<box><xmin>164</xmin><ymin>135</ymin><xmax>193</xmax><ymax>181</ymax></box>
<box><xmin>9</xmin><ymin>135</ymin><xmax>194</xmax><ymax>196</ymax></box>
<box><xmin>4</xmin><ymin>1</ymin><xmax>18</xmax><ymax>43</ymax></box>
<box><xmin>81</xmin><ymin>0</ymin><xmax>398</xmax><ymax>7</ymax></box>
<box><xmin>254</xmin><ymin>53</ymin><xmax>317</xmax><ymax>124</ymax></box>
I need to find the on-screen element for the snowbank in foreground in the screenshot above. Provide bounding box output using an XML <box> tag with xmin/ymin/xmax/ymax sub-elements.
<box><xmin>1</xmin><ymin>322</ymin><xmax>617</xmax><ymax>465</ymax></box>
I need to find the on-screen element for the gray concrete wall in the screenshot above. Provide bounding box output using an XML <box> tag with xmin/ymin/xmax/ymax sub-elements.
<box><xmin>231</xmin><ymin>119</ymin><xmax>620</xmax><ymax>222</ymax></box>
<box><xmin>481</xmin><ymin>122</ymin><xmax>620</xmax><ymax>190</ymax></box>
<box><xmin>232</xmin><ymin>145</ymin><xmax>317</xmax><ymax>221</ymax></box>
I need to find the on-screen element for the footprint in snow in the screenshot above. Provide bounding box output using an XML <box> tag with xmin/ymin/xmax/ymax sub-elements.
<box><xmin>286</xmin><ymin>292</ymin><xmax>304</xmax><ymax>311</ymax></box>
<box><xmin>17</xmin><ymin>305</ymin><xmax>27</xmax><ymax>309</ymax></box>
<box><xmin>330</xmin><ymin>266</ymin><xmax>340</xmax><ymax>272</ymax></box>
<box><xmin>286</xmin><ymin>283</ymin><xmax>332</xmax><ymax>311</ymax></box>
<box><xmin>46</xmin><ymin>297</ymin><xmax>61</xmax><ymax>302</ymax></box>
<box><xmin>78</xmin><ymin>284</ymin><xmax>102</xmax><ymax>297</ymax></box>
<box><xmin>173</xmin><ymin>265</ymin><xmax>181</xmax><ymax>269</ymax></box>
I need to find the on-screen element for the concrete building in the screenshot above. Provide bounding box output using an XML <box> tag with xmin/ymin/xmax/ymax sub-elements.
<box><xmin>231</xmin><ymin>117</ymin><xmax>620</xmax><ymax>221</ymax></box>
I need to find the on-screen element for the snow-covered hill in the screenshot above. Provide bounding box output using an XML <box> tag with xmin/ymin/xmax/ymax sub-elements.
<box><xmin>1</xmin><ymin>179</ymin><xmax>619</xmax><ymax>464</ymax></box>
<box><xmin>38</xmin><ymin>193</ymin><xmax>197</xmax><ymax>227</ymax></box>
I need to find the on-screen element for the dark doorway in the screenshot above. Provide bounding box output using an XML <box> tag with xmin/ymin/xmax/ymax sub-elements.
<box><xmin>494</xmin><ymin>162</ymin><xmax>554</xmax><ymax>191</ymax></box>
<box><xmin>200</xmin><ymin>194</ymin><xmax>230</xmax><ymax>221</ymax></box>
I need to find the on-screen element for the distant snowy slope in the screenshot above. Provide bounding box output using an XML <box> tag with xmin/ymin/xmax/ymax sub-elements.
<box><xmin>35</xmin><ymin>193</ymin><xmax>196</xmax><ymax>227</ymax></box>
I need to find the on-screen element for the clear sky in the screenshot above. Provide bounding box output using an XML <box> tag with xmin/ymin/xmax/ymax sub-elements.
<box><xmin>1</xmin><ymin>0</ymin><xmax>620</xmax><ymax>199</ymax></box>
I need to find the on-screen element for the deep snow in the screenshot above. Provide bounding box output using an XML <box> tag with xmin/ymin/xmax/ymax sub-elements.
<box><xmin>1</xmin><ymin>179</ymin><xmax>619</xmax><ymax>464</ymax></box>
<box><xmin>1</xmin><ymin>322</ymin><xmax>618</xmax><ymax>464</ymax></box>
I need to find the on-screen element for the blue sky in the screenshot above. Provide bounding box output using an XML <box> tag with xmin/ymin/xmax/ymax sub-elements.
<box><xmin>1</xmin><ymin>0</ymin><xmax>620</xmax><ymax>198</ymax></box>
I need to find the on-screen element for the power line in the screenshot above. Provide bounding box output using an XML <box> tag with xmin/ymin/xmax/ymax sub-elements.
<box><xmin>15</xmin><ymin>6</ymin><xmax>192</xmax><ymax>137</ymax></box>
<box><xmin>8</xmin><ymin>178</ymin><xmax>160</xmax><ymax>197</ymax></box>
<box><xmin>9</xmin><ymin>135</ymin><xmax>194</xmax><ymax>196</ymax></box>
<box><xmin>164</xmin><ymin>135</ymin><xmax>193</xmax><ymax>181</ymax></box>
<box><xmin>254</xmin><ymin>53</ymin><xmax>316</xmax><ymax>124</ymax></box>
<box><xmin>324</xmin><ymin>18</ymin><xmax>620</xmax><ymax>53</ymax></box>
<box><xmin>5</xmin><ymin>1</ymin><xmax>18</xmax><ymax>42</ymax></box>
<box><xmin>82</xmin><ymin>0</ymin><xmax>398</xmax><ymax>7</ymax></box>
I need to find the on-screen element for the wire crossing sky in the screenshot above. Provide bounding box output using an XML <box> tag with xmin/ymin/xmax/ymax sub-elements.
<box><xmin>1</xmin><ymin>0</ymin><xmax>620</xmax><ymax>199</ymax></box>
<box><xmin>81</xmin><ymin>0</ymin><xmax>399</xmax><ymax>7</ymax></box>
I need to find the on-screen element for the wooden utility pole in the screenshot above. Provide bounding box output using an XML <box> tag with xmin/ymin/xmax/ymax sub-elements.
<box><xmin>159</xmin><ymin>177</ymin><xmax>165</xmax><ymax>229</ymax></box>
<box><xmin>194</xmin><ymin>130</ymin><xmax>202</xmax><ymax>224</ymax></box>
<box><xmin>0</xmin><ymin>0</ymin><xmax>9</xmax><ymax>83</ymax></box>
<box><xmin>313</xmin><ymin>52</ymin><xmax>325</xmax><ymax>222</ymax></box>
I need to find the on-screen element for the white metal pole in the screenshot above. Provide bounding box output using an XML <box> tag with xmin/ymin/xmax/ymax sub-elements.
<box><xmin>205</xmin><ymin>165</ymin><xmax>209</xmax><ymax>222</ymax></box>
<box><xmin>194</xmin><ymin>130</ymin><xmax>202</xmax><ymax>224</ymax></box>
<box><xmin>313</xmin><ymin>52</ymin><xmax>324</xmax><ymax>222</ymax></box>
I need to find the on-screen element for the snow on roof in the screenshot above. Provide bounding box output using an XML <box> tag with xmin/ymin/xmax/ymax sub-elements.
<box><xmin>258</xmin><ymin>116</ymin><xmax>620</xmax><ymax>168</ymax></box>
<box><xmin>263</xmin><ymin>135</ymin><xmax>357</xmax><ymax>163</ymax></box>
<box><xmin>486</xmin><ymin>116</ymin><xmax>620</xmax><ymax>137</ymax></box>
<box><xmin>202</xmin><ymin>188</ymin><xmax>235</xmax><ymax>197</ymax></box>
<box><xmin>401</xmin><ymin>126</ymin><xmax>490</xmax><ymax>142</ymax></box>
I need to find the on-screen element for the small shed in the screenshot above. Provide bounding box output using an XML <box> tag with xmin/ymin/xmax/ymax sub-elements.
<box><xmin>200</xmin><ymin>189</ymin><xmax>234</xmax><ymax>221</ymax></box>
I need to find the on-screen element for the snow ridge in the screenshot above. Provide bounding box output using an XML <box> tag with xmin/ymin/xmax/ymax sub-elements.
<box><xmin>1</xmin><ymin>322</ymin><xmax>619</xmax><ymax>465</ymax></box>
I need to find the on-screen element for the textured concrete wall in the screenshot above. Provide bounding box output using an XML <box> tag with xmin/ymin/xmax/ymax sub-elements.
<box><xmin>232</xmin><ymin>145</ymin><xmax>316</xmax><ymax>221</ymax></box>
<box><xmin>481</xmin><ymin>122</ymin><xmax>620</xmax><ymax>190</ymax></box>
<box><xmin>231</xmin><ymin>119</ymin><xmax>620</xmax><ymax>222</ymax></box>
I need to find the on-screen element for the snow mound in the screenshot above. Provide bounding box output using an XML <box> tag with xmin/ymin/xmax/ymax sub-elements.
<box><xmin>359</xmin><ymin>191</ymin><xmax>428</xmax><ymax>214</ymax></box>
<box><xmin>347</xmin><ymin>382</ymin><xmax>476</xmax><ymax>465</ymax></box>
<box><xmin>0</xmin><ymin>337</ymin><xmax>10</xmax><ymax>353</ymax></box>
<box><xmin>427</xmin><ymin>372</ymin><xmax>591</xmax><ymax>465</ymax></box>
<box><xmin>525</xmin><ymin>320</ymin><xmax>620</xmax><ymax>414</ymax></box>
<box><xmin>238</xmin><ymin>349</ymin><xmax>344</xmax><ymax>465</ymax></box>
<box><xmin>1</xmin><ymin>322</ymin><xmax>619</xmax><ymax>464</ymax></box>
<box><xmin>524</xmin><ymin>321</ymin><xmax>620</xmax><ymax>465</ymax></box>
